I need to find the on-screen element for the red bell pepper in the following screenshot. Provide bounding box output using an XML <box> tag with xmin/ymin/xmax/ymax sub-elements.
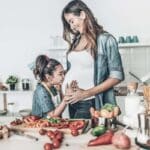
<box><xmin>88</xmin><ymin>130</ymin><xmax>114</xmax><ymax>146</ymax></box>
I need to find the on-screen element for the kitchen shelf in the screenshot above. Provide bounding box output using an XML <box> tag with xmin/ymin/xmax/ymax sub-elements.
<box><xmin>119</xmin><ymin>42</ymin><xmax>150</xmax><ymax>48</ymax></box>
<box><xmin>0</xmin><ymin>90</ymin><xmax>33</xmax><ymax>94</ymax></box>
<box><xmin>0</xmin><ymin>90</ymin><xmax>33</xmax><ymax>112</ymax></box>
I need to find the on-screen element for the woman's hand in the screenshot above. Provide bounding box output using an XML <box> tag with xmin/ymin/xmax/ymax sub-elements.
<box><xmin>65</xmin><ymin>88</ymin><xmax>87</xmax><ymax>104</ymax></box>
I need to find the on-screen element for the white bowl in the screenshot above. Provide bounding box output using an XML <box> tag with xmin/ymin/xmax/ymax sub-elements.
<box><xmin>0</xmin><ymin>110</ymin><xmax>7</xmax><ymax>116</ymax></box>
<box><xmin>19</xmin><ymin>109</ymin><xmax>31</xmax><ymax>117</ymax></box>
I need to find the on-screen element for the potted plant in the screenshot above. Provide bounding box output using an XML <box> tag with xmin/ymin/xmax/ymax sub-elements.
<box><xmin>6</xmin><ymin>75</ymin><xmax>18</xmax><ymax>90</ymax></box>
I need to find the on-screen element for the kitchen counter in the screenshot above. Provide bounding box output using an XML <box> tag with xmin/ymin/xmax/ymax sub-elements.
<box><xmin>0</xmin><ymin>116</ymin><xmax>140</xmax><ymax>150</ymax></box>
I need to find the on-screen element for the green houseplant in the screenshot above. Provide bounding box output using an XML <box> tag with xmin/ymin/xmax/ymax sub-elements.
<box><xmin>6</xmin><ymin>75</ymin><xmax>18</xmax><ymax>90</ymax></box>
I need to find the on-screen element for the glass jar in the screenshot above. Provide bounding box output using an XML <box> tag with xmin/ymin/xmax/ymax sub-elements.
<box><xmin>22</xmin><ymin>78</ymin><xmax>30</xmax><ymax>90</ymax></box>
<box><xmin>125</xmin><ymin>82</ymin><xmax>141</xmax><ymax>117</ymax></box>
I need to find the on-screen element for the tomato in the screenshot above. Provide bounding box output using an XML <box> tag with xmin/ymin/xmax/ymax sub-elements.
<box><xmin>47</xmin><ymin>130</ymin><xmax>55</xmax><ymax>139</ymax></box>
<box><xmin>52</xmin><ymin>139</ymin><xmax>61</xmax><ymax>148</ymax></box>
<box><xmin>69</xmin><ymin>120</ymin><xmax>85</xmax><ymax>130</ymax></box>
<box><xmin>44</xmin><ymin>143</ymin><xmax>53</xmax><ymax>150</ymax></box>
<box><xmin>30</xmin><ymin>115</ymin><xmax>40</xmax><ymax>121</ymax></box>
<box><xmin>39</xmin><ymin>128</ymin><xmax>47</xmax><ymax>135</ymax></box>
<box><xmin>55</xmin><ymin>132</ymin><xmax>63</xmax><ymax>142</ymax></box>
<box><xmin>71</xmin><ymin>129</ymin><xmax>79</xmax><ymax>136</ymax></box>
<box><xmin>53</xmin><ymin>130</ymin><xmax>59</xmax><ymax>135</ymax></box>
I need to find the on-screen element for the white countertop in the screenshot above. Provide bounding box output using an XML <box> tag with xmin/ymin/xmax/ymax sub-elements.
<box><xmin>0</xmin><ymin>116</ymin><xmax>140</xmax><ymax>150</ymax></box>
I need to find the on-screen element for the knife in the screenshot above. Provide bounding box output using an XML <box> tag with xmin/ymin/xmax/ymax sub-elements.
<box><xmin>111</xmin><ymin>118</ymin><xmax>134</xmax><ymax>130</ymax></box>
<box><xmin>12</xmin><ymin>130</ymin><xmax>39</xmax><ymax>141</ymax></box>
<box><xmin>81</xmin><ymin>119</ymin><xmax>92</xmax><ymax>134</ymax></box>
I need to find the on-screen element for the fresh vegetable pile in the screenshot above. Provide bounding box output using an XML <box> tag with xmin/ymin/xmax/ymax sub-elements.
<box><xmin>91</xmin><ymin>125</ymin><xmax>106</xmax><ymax>136</ymax></box>
<box><xmin>88</xmin><ymin>129</ymin><xmax>131</xmax><ymax>149</ymax></box>
<box><xmin>39</xmin><ymin>129</ymin><xmax>64</xmax><ymax>150</ymax></box>
<box><xmin>90</xmin><ymin>103</ymin><xmax>120</xmax><ymax>118</ymax></box>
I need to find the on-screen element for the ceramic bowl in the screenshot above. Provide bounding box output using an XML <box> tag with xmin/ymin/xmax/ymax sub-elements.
<box><xmin>19</xmin><ymin>109</ymin><xmax>31</xmax><ymax>117</ymax></box>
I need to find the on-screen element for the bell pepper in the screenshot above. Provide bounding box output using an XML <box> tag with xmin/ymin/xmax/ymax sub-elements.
<box><xmin>88</xmin><ymin>130</ymin><xmax>114</xmax><ymax>146</ymax></box>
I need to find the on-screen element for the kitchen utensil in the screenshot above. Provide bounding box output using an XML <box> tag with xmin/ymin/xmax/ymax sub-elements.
<box><xmin>129</xmin><ymin>71</ymin><xmax>147</xmax><ymax>85</ymax></box>
<box><xmin>12</xmin><ymin>129</ymin><xmax>38</xmax><ymax>141</ymax></box>
<box><xmin>135</xmin><ymin>138</ymin><xmax>150</xmax><ymax>149</ymax></box>
<box><xmin>111</xmin><ymin>118</ymin><xmax>134</xmax><ymax>130</ymax></box>
<box><xmin>129</xmin><ymin>71</ymin><xmax>150</xmax><ymax>85</ymax></box>
<box><xmin>81</xmin><ymin>119</ymin><xmax>92</xmax><ymax>134</ymax></box>
<box><xmin>81</xmin><ymin>120</ymin><xmax>89</xmax><ymax>134</ymax></box>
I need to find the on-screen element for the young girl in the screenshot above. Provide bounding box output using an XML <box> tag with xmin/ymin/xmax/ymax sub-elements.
<box><xmin>32</xmin><ymin>55</ymin><xmax>66</xmax><ymax>118</ymax></box>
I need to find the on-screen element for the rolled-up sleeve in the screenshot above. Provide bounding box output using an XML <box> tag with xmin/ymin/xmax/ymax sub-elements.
<box><xmin>106</xmin><ymin>35</ymin><xmax>124</xmax><ymax>81</ymax></box>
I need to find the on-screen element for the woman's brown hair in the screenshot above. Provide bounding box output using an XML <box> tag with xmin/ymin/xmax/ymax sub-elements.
<box><xmin>61</xmin><ymin>0</ymin><xmax>105</xmax><ymax>57</ymax></box>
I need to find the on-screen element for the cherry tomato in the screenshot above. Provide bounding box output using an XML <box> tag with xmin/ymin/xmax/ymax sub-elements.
<box><xmin>55</xmin><ymin>132</ymin><xmax>63</xmax><ymax>142</ymax></box>
<box><xmin>44</xmin><ymin>143</ymin><xmax>53</xmax><ymax>150</ymax></box>
<box><xmin>53</xmin><ymin>130</ymin><xmax>60</xmax><ymax>135</ymax></box>
<box><xmin>47</xmin><ymin>130</ymin><xmax>55</xmax><ymax>139</ymax></box>
<box><xmin>39</xmin><ymin>128</ymin><xmax>47</xmax><ymax>135</ymax></box>
<box><xmin>30</xmin><ymin>115</ymin><xmax>40</xmax><ymax>121</ymax></box>
<box><xmin>52</xmin><ymin>139</ymin><xmax>61</xmax><ymax>148</ymax></box>
<box><xmin>71</xmin><ymin>129</ymin><xmax>79</xmax><ymax>136</ymax></box>
<box><xmin>69</xmin><ymin>120</ymin><xmax>85</xmax><ymax>130</ymax></box>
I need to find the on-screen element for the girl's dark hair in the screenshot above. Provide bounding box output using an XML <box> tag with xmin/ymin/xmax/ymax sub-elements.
<box><xmin>33</xmin><ymin>55</ymin><xmax>61</xmax><ymax>81</ymax></box>
<box><xmin>61</xmin><ymin>0</ymin><xmax>105</xmax><ymax>57</ymax></box>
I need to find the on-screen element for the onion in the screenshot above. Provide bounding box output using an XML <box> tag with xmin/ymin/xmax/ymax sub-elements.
<box><xmin>112</xmin><ymin>132</ymin><xmax>131</xmax><ymax>149</ymax></box>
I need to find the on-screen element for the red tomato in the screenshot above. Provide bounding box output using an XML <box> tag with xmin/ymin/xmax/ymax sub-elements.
<box><xmin>47</xmin><ymin>130</ymin><xmax>55</xmax><ymax>139</ymax></box>
<box><xmin>55</xmin><ymin>132</ymin><xmax>63</xmax><ymax>142</ymax></box>
<box><xmin>71</xmin><ymin>129</ymin><xmax>79</xmax><ymax>136</ymax></box>
<box><xmin>52</xmin><ymin>139</ymin><xmax>61</xmax><ymax>148</ymax></box>
<box><xmin>53</xmin><ymin>130</ymin><xmax>60</xmax><ymax>135</ymax></box>
<box><xmin>44</xmin><ymin>143</ymin><xmax>53</xmax><ymax>150</ymax></box>
<box><xmin>69</xmin><ymin>120</ymin><xmax>85</xmax><ymax>130</ymax></box>
<box><xmin>39</xmin><ymin>128</ymin><xmax>47</xmax><ymax>135</ymax></box>
<box><xmin>30</xmin><ymin>115</ymin><xmax>40</xmax><ymax>121</ymax></box>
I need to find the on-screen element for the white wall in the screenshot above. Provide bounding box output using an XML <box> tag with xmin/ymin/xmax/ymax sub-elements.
<box><xmin>0</xmin><ymin>0</ymin><xmax>150</xmax><ymax>110</ymax></box>
<box><xmin>0</xmin><ymin>0</ymin><xmax>150</xmax><ymax>82</ymax></box>
<box><xmin>83</xmin><ymin>0</ymin><xmax>150</xmax><ymax>40</ymax></box>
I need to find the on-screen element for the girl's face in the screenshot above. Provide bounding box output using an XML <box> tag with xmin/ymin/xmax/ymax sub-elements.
<box><xmin>50</xmin><ymin>65</ymin><xmax>65</xmax><ymax>85</ymax></box>
<box><xmin>46</xmin><ymin>65</ymin><xmax>65</xmax><ymax>85</ymax></box>
<box><xmin>64</xmin><ymin>11</ymin><xmax>86</xmax><ymax>34</ymax></box>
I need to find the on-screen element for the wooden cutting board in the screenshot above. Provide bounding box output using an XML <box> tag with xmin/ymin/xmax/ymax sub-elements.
<box><xmin>10</xmin><ymin>124</ymin><xmax>71</xmax><ymax>134</ymax></box>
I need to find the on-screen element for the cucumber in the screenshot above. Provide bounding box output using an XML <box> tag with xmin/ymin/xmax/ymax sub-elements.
<box><xmin>91</xmin><ymin>125</ymin><xmax>106</xmax><ymax>136</ymax></box>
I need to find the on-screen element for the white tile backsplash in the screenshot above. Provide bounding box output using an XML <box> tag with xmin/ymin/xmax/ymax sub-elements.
<box><xmin>119</xmin><ymin>44</ymin><xmax>150</xmax><ymax>84</ymax></box>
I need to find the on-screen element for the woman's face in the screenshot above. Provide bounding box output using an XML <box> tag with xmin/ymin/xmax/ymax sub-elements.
<box><xmin>49</xmin><ymin>65</ymin><xmax>65</xmax><ymax>85</ymax></box>
<box><xmin>64</xmin><ymin>12</ymin><xmax>86</xmax><ymax>34</ymax></box>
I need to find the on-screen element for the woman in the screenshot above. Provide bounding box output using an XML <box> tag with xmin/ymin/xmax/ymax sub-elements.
<box><xmin>61</xmin><ymin>0</ymin><xmax>124</xmax><ymax>119</ymax></box>
<box><xmin>32</xmin><ymin>55</ymin><xmax>67</xmax><ymax>118</ymax></box>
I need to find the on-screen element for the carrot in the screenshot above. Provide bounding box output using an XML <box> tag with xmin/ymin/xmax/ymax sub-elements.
<box><xmin>88</xmin><ymin>130</ymin><xmax>114</xmax><ymax>146</ymax></box>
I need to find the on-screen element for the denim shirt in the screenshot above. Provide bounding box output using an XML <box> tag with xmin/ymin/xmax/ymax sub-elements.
<box><xmin>66</xmin><ymin>33</ymin><xmax>124</xmax><ymax>110</ymax></box>
<box><xmin>94</xmin><ymin>33</ymin><xmax>124</xmax><ymax>109</ymax></box>
<box><xmin>32</xmin><ymin>83</ymin><xmax>55</xmax><ymax>118</ymax></box>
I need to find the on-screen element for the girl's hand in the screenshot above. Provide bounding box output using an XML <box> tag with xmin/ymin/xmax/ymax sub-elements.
<box><xmin>54</xmin><ymin>84</ymin><xmax>61</xmax><ymax>92</ymax></box>
<box><xmin>65</xmin><ymin>80</ymin><xmax>78</xmax><ymax>95</ymax></box>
